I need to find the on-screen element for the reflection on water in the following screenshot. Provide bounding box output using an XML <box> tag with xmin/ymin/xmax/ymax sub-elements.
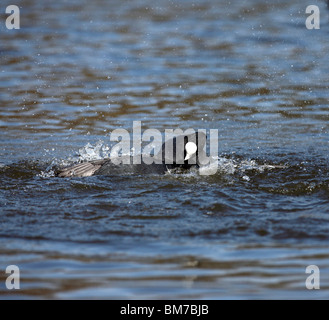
<box><xmin>1</xmin><ymin>239</ymin><xmax>329</xmax><ymax>299</ymax></box>
<box><xmin>1</xmin><ymin>0</ymin><xmax>329</xmax><ymax>299</ymax></box>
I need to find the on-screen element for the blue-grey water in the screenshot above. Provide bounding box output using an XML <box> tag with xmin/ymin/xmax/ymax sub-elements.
<box><xmin>1</xmin><ymin>0</ymin><xmax>329</xmax><ymax>299</ymax></box>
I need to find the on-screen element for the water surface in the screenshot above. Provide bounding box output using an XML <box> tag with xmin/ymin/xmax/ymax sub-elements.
<box><xmin>1</xmin><ymin>0</ymin><xmax>329</xmax><ymax>299</ymax></box>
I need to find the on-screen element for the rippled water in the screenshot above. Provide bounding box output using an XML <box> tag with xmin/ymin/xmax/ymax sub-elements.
<box><xmin>1</xmin><ymin>0</ymin><xmax>329</xmax><ymax>299</ymax></box>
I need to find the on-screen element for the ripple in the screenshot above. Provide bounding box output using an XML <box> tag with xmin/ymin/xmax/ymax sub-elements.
<box><xmin>1</xmin><ymin>0</ymin><xmax>329</xmax><ymax>299</ymax></box>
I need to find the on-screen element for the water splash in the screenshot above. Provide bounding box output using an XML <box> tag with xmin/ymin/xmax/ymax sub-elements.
<box><xmin>199</xmin><ymin>156</ymin><xmax>287</xmax><ymax>178</ymax></box>
<box><xmin>78</xmin><ymin>140</ymin><xmax>110</xmax><ymax>162</ymax></box>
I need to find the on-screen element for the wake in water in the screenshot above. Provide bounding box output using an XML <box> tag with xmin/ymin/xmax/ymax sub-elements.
<box><xmin>0</xmin><ymin>139</ymin><xmax>328</xmax><ymax>197</ymax></box>
<box><xmin>55</xmin><ymin>132</ymin><xmax>211</xmax><ymax>178</ymax></box>
<box><xmin>40</xmin><ymin>140</ymin><xmax>288</xmax><ymax>179</ymax></box>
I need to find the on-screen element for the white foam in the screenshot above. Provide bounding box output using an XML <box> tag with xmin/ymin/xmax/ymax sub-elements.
<box><xmin>38</xmin><ymin>170</ymin><xmax>56</xmax><ymax>178</ymax></box>
<box><xmin>78</xmin><ymin>140</ymin><xmax>110</xmax><ymax>162</ymax></box>
<box><xmin>200</xmin><ymin>157</ymin><xmax>287</xmax><ymax>177</ymax></box>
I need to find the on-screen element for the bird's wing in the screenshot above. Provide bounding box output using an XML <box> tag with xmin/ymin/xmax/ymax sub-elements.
<box><xmin>57</xmin><ymin>160</ymin><xmax>107</xmax><ymax>178</ymax></box>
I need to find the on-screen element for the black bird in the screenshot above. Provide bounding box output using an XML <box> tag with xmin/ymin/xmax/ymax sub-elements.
<box><xmin>57</xmin><ymin>132</ymin><xmax>207</xmax><ymax>178</ymax></box>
